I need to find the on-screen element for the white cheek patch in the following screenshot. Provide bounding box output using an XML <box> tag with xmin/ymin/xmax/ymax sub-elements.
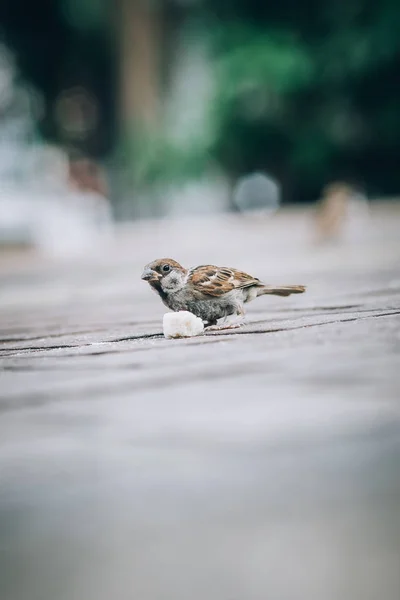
<box><xmin>162</xmin><ymin>273</ymin><xmax>182</xmax><ymax>291</ymax></box>
<box><xmin>163</xmin><ymin>311</ymin><xmax>204</xmax><ymax>339</ymax></box>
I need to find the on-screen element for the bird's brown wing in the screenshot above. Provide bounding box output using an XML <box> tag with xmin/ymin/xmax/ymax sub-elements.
<box><xmin>188</xmin><ymin>265</ymin><xmax>261</xmax><ymax>297</ymax></box>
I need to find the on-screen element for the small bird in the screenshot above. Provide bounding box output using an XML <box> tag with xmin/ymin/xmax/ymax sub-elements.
<box><xmin>141</xmin><ymin>259</ymin><xmax>306</xmax><ymax>329</ymax></box>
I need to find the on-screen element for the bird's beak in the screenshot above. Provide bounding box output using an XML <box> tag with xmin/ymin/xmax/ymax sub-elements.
<box><xmin>141</xmin><ymin>267</ymin><xmax>159</xmax><ymax>282</ymax></box>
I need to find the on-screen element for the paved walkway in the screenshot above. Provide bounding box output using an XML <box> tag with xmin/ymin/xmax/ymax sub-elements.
<box><xmin>1</xmin><ymin>203</ymin><xmax>400</xmax><ymax>600</ymax></box>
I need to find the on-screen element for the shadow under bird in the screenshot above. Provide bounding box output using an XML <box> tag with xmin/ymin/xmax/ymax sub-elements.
<box><xmin>141</xmin><ymin>259</ymin><xmax>306</xmax><ymax>329</ymax></box>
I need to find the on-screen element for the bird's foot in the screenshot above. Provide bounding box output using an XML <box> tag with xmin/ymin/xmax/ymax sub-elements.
<box><xmin>205</xmin><ymin>317</ymin><xmax>245</xmax><ymax>331</ymax></box>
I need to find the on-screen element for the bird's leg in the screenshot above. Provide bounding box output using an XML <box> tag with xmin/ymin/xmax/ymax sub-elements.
<box><xmin>206</xmin><ymin>309</ymin><xmax>246</xmax><ymax>331</ymax></box>
<box><xmin>203</xmin><ymin>319</ymin><xmax>218</xmax><ymax>328</ymax></box>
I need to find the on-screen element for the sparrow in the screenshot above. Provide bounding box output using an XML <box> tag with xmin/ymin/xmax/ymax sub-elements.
<box><xmin>141</xmin><ymin>258</ymin><xmax>306</xmax><ymax>328</ymax></box>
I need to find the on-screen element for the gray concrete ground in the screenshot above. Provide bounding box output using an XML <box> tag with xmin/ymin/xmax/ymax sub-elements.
<box><xmin>0</xmin><ymin>203</ymin><xmax>400</xmax><ymax>600</ymax></box>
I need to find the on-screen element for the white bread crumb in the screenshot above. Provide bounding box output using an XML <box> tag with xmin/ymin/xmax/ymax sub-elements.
<box><xmin>163</xmin><ymin>311</ymin><xmax>204</xmax><ymax>339</ymax></box>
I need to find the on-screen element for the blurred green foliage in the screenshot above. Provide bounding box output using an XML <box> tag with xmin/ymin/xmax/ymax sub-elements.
<box><xmin>1</xmin><ymin>0</ymin><xmax>400</xmax><ymax>201</ymax></box>
<box><xmin>126</xmin><ymin>0</ymin><xmax>400</xmax><ymax>201</ymax></box>
<box><xmin>206</xmin><ymin>0</ymin><xmax>400</xmax><ymax>200</ymax></box>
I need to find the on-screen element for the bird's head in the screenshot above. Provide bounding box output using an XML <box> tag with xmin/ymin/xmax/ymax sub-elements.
<box><xmin>141</xmin><ymin>258</ymin><xmax>187</xmax><ymax>293</ymax></box>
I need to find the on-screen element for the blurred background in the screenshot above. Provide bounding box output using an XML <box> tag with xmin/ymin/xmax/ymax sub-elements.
<box><xmin>0</xmin><ymin>0</ymin><xmax>400</xmax><ymax>249</ymax></box>
<box><xmin>1</xmin><ymin>4</ymin><xmax>400</xmax><ymax>600</ymax></box>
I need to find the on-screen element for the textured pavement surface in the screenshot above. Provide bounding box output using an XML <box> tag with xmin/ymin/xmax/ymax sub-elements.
<box><xmin>1</xmin><ymin>203</ymin><xmax>400</xmax><ymax>600</ymax></box>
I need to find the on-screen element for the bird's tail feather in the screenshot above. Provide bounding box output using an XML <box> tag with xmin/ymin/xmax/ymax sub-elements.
<box><xmin>258</xmin><ymin>284</ymin><xmax>306</xmax><ymax>297</ymax></box>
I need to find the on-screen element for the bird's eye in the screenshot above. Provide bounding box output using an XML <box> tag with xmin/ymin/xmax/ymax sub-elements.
<box><xmin>162</xmin><ymin>264</ymin><xmax>170</xmax><ymax>273</ymax></box>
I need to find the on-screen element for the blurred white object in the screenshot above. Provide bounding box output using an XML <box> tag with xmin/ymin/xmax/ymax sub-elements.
<box><xmin>0</xmin><ymin>42</ymin><xmax>113</xmax><ymax>257</ymax></box>
<box><xmin>33</xmin><ymin>191</ymin><xmax>113</xmax><ymax>257</ymax></box>
<box><xmin>233</xmin><ymin>172</ymin><xmax>281</xmax><ymax>215</ymax></box>
<box><xmin>163</xmin><ymin>311</ymin><xmax>204</xmax><ymax>339</ymax></box>
<box><xmin>0</xmin><ymin>188</ymin><xmax>113</xmax><ymax>257</ymax></box>
<box><xmin>0</xmin><ymin>130</ymin><xmax>113</xmax><ymax>258</ymax></box>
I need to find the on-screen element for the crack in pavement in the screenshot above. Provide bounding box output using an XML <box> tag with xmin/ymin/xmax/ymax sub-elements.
<box><xmin>0</xmin><ymin>308</ymin><xmax>399</xmax><ymax>358</ymax></box>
